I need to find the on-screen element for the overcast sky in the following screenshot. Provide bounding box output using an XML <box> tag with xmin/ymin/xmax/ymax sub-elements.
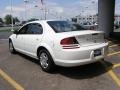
<box><xmin>0</xmin><ymin>0</ymin><xmax>119</xmax><ymax>21</ymax></box>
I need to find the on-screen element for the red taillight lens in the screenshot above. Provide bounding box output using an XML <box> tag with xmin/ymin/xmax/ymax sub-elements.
<box><xmin>60</xmin><ymin>37</ymin><xmax>80</xmax><ymax>49</ymax></box>
<box><xmin>60</xmin><ymin>37</ymin><xmax>78</xmax><ymax>45</ymax></box>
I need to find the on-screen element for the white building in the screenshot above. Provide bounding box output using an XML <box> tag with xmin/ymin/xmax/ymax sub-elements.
<box><xmin>72</xmin><ymin>14</ymin><xmax>98</xmax><ymax>25</ymax></box>
<box><xmin>114</xmin><ymin>15</ymin><xmax>120</xmax><ymax>26</ymax></box>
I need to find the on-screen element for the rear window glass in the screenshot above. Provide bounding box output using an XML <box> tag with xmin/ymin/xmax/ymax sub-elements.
<box><xmin>47</xmin><ymin>21</ymin><xmax>87</xmax><ymax>33</ymax></box>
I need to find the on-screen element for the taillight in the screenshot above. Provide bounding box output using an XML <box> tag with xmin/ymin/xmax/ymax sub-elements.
<box><xmin>60</xmin><ymin>37</ymin><xmax>80</xmax><ymax>49</ymax></box>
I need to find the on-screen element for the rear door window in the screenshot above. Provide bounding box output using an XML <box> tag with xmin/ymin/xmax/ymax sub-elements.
<box><xmin>26</xmin><ymin>23</ymin><xmax>43</xmax><ymax>34</ymax></box>
<box><xmin>18</xmin><ymin>25</ymin><xmax>28</xmax><ymax>34</ymax></box>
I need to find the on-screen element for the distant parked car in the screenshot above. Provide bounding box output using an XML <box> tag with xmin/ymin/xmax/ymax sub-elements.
<box><xmin>9</xmin><ymin>20</ymin><xmax>108</xmax><ymax>72</ymax></box>
<box><xmin>0</xmin><ymin>23</ymin><xmax>3</xmax><ymax>27</ymax></box>
<box><xmin>114</xmin><ymin>24</ymin><xmax>119</xmax><ymax>29</ymax></box>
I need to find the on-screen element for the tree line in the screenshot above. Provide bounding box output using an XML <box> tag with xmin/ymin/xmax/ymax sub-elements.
<box><xmin>0</xmin><ymin>14</ymin><xmax>20</xmax><ymax>25</ymax></box>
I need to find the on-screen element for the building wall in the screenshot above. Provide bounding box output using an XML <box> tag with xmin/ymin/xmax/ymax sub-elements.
<box><xmin>114</xmin><ymin>15</ymin><xmax>120</xmax><ymax>25</ymax></box>
<box><xmin>74</xmin><ymin>15</ymin><xmax>98</xmax><ymax>25</ymax></box>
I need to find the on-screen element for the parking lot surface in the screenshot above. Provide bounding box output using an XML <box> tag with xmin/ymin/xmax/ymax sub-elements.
<box><xmin>0</xmin><ymin>32</ymin><xmax>120</xmax><ymax>90</ymax></box>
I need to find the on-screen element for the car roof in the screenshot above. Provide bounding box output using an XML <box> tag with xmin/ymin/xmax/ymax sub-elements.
<box><xmin>28</xmin><ymin>20</ymin><xmax>65</xmax><ymax>23</ymax></box>
<box><xmin>27</xmin><ymin>20</ymin><xmax>65</xmax><ymax>24</ymax></box>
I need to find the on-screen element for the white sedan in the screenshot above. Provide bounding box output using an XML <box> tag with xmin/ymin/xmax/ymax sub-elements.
<box><xmin>9</xmin><ymin>20</ymin><xmax>108</xmax><ymax>72</ymax></box>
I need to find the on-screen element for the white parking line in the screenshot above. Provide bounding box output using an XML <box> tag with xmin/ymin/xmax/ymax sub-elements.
<box><xmin>109</xmin><ymin>44</ymin><xmax>119</xmax><ymax>48</ymax></box>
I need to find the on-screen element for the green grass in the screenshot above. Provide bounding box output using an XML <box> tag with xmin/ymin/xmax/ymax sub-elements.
<box><xmin>0</xmin><ymin>29</ymin><xmax>12</xmax><ymax>32</ymax></box>
<box><xmin>0</xmin><ymin>28</ymin><xmax>19</xmax><ymax>32</ymax></box>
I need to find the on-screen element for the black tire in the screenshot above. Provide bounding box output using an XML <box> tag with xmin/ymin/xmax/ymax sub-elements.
<box><xmin>38</xmin><ymin>49</ymin><xmax>55</xmax><ymax>72</ymax></box>
<box><xmin>9</xmin><ymin>40</ymin><xmax>16</xmax><ymax>54</ymax></box>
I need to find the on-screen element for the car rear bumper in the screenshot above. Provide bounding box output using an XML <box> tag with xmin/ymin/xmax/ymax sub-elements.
<box><xmin>54</xmin><ymin>43</ymin><xmax>108</xmax><ymax>67</ymax></box>
<box><xmin>55</xmin><ymin>56</ymin><xmax>103</xmax><ymax>67</ymax></box>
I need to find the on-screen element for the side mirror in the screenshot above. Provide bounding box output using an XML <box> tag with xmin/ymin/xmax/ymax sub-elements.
<box><xmin>12</xmin><ymin>30</ymin><xmax>18</xmax><ymax>34</ymax></box>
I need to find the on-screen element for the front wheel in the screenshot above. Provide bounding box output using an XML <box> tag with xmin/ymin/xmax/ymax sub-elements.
<box><xmin>9</xmin><ymin>41</ymin><xmax>16</xmax><ymax>54</ymax></box>
<box><xmin>38</xmin><ymin>49</ymin><xmax>55</xmax><ymax>72</ymax></box>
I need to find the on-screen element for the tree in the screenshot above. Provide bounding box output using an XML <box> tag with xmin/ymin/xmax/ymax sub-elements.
<box><xmin>4</xmin><ymin>15</ymin><xmax>20</xmax><ymax>25</ymax></box>
<box><xmin>4</xmin><ymin>14</ymin><xmax>13</xmax><ymax>25</ymax></box>
<box><xmin>0</xmin><ymin>18</ymin><xmax>3</xmax><ymax>23</ymax></box>
<box><xmin>28</xmin><ymin>18</ymin><xmax>39</xmax><ymax>22</ymax></box>
<box><xmin>14</xmin><ymin>17</ymin><xmax>20</xmax><ymax>22</ymax></box>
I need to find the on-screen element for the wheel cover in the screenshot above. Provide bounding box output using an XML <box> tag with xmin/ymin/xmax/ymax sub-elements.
<box><xmin>40</xmin><ymin>52</ymin><xmax>49</xmax><ymax>69</ymax></box>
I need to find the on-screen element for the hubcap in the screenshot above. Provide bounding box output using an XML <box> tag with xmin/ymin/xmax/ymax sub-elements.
<box><xmin>40</xmin><ymin>52</ymin><xmax>49</xmax><ymax>68</ymax></box>
<box><xmin>9</xmin><ymin>42</ymin><xmax>13</xmax><ymax>51</ymax></box>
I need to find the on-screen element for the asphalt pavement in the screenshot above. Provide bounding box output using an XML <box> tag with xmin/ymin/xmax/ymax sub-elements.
<box><xmin>0</xmin><ymin>32</ymin><xmax>12</xmax><ymax>39</ymax></box>
<box><xmin>0</xmin><ymin>31</ymin><xmax>120</xmax><ymax>90</ymax></box>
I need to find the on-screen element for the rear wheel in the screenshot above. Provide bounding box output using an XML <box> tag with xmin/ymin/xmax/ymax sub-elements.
<box><xmin>9</xmin><ymin>40</ymin><xmax>16</xmax><ymax>54</ymax></box>
<box><xmin>38</xmin><ymin>49</ymin><xmax>55</xmax><ymax>72</ymax></box>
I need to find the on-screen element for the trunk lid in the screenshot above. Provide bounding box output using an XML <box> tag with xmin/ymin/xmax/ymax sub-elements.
<box><xmin>57</xmin><ymin>30</ymin><xmax>105</xmax><ymax>47</ymax></box>
<box><xmin>75</xmin><ymin>32</ymin><xmax>105</xmax><ymax>46</ymax></box>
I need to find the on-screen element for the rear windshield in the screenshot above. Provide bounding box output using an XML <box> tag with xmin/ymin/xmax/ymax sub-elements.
<box><xmin>47</xmin><ymin>21</ymin><xmax>87</xmax><ymax>33</ymax></box>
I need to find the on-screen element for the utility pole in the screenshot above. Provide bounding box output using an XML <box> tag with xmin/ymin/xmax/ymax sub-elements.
<box><xmin>24</xmin><ymin>0</ymin><xmax>29</xmax><ymax>21</ymax></box>
<box><xmin>92</xmin><ymin>1</ymin><xmax>95</xmax><ymax>25</ymax></box>
<box><xmin>117</xmin><ymin>5</ymin><xmax>120</xmax><ymax>26</ymax></box>
<box><xmin>35</xmin><ymin>5</ymin><xmax>38</xmax><ymax>19</ymax></box>
<box><xmin>40</xmin><ymin>0</ymin><xmax>47</xmax><ymax>20</ymax></box>
<box><xmin>40</xmin><ymin>8</ymin><xmax>44</xmax><ymax>20</ymax></box>
<box><xmin>44</xmin><ymin>6</ymin><xmax>47</xmax><ymax>20</ymax></box>
<box><xmin>10</xmin><ymin>0</ymin><xmax>13</xmax><ymax>30</ymax></box>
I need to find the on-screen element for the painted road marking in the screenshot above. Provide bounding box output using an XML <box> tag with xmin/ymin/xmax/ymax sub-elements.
<box><xmin>107</xmin><ymin>51</ymin><xmax>120</xmax><ymax>56</ymax></box>
<box><xmin>113</xmin><ymin>63</ymin><xmax>120</xmax><ymax>69</ymax></box>
<box><xmin>100</xmin><ymin>61</ymin><xmax>120</xmax><ymax>87</ymax></box>
<box><xmin>107</xmin><ymin>70</ymin><xmax>120</xmax><ymax>87</ymax></box>
<box><xmin>0</xmin><ymin>69</ymin><xmax>24</xmax><ymax>90</ymax></box>
<box><xmin>109</xmin><ymin>44</ymin><xmax>120</xmax><ymax>48</ymax></box>
<box><xmin>108</xmin><ymin>39</ymin><xmax>119</xmax><ymax>42</ymax></box>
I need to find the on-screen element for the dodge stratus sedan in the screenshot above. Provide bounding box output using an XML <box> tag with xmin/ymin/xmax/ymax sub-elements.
<box><xmin>9</xmin><ymin>20</ymin><xmax>108</xmax><ymax>72</ymax></box>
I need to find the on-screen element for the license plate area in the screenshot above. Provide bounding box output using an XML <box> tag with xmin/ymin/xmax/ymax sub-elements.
<box><xmin>94</xmin><ymin>49</ymin><xmax>101</xmax><ymax>57</ymax></box>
